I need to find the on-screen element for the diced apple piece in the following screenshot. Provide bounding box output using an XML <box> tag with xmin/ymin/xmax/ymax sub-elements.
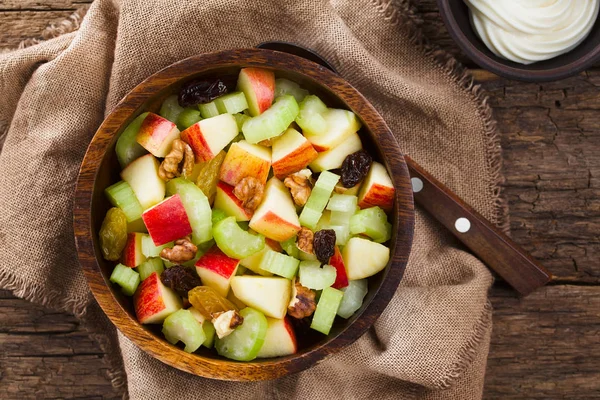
<box><xmin>330</xmin><ymin>246</ymin><xmax>349</xmax><ymax>289</ymax></box>
<box><xmin>116</xmin><ymin>112</ymin><xmax>149</xmax><ymax>168</ymax></box>
<box><xmin>249</xmin><ymin>177</ymin><xmax>301</xmax><ymax>241</ymax></box>
<box><xmin>180</xmin><ymin>114</ymin><xmax>238</xmax><ymax>162</ymax></box>
<box><xmin>304</xmin><ymin>109</ymin><xmax>361</xmax><ymax>152</ymax></box>
<box><xmin>195</xmin><ymin>245</ymin><xmax>240</xmax><ymax>297</ymax></box>
<box><xmin>333</xmin><ymin>182</ymin><xmax>360</xmax><ymax>196</ymax></box>
<box><xmin>133</xmin><ymin>272</ymin><xmax>182</xmax><ymax>324</ymax></box>
<box><xmin>241</xmin><ymin>95</ymin><xmax>299</xmax><ymax>144</ymax></box>
<box><xmin>219</xmin><ymin>140</ymin><xmax>271</xmax><ymax>186</ymax></box>
<box><xmin>120</xmin><ymin>154</ymin><xmax>166</xmax><ymax>210</ymax></box>
<box><xmin>309</xmin><ymin>131</ymin><xmax>362</xmax><ymax>172</ymax></box>
<box><xmin>271</xmin><ymin>128</ymin><xmax>318</xmax><ymax>178</ymax></box>
<box><xmin>237</xmin><ymin>68</ymin><xmax>275</xmax><ymax>116</ymax></box>
<box><xmin>136</xmin><ymin>112</ymin><xmax>180</xmax><ymax>158</ymax></box>
<box><xmin>357</xmin><ymin>161</ymin><xmax>395</xmax><ymax>212</ymax></box>
<box><xmin>214</xmin><ymin>181</ymin><xmax>253</xmax><ymax>221</ymax></box>
<box><xmin>342</xmin><ymin>237</ymin><xmax>390</xmax><ymax>280</ymax></box>
<box><xmin>121</xmin><ymin>232</ymin><xmax>146</xmax><ymax>267</ymax></box>
<box><xmin>166</xmin><ymin>178</ymin><xmax>213</xmax><ymax>245</ymax></box>
<box><xmin>230</xmin><ymin>276</ymin><xmax>291</xmax><ymax>319</ymax></box>
<box><xmin>257</xmin><ymin>317</ymin><xmax>298</xmax><ymax>358</ymax></box>
<box><xmin>142</xmin><ymin>194</ymin><xmax>193</xmax><ymax>246</ymax></box>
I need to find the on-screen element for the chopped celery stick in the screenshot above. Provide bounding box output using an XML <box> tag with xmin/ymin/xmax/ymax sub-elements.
<box><xmin>177</xmin><ymin>108</ymin><xmax>202</xmax><ymax>129</ymax></box>
<box><xmin>211</xmin><ymin>208</ymin><xmax>228</xmax><ymax>225</ymax></box>
<box><xmin>274</xmin><ymin>78</ymin><xmax>309</xmax><ymax>102</ymax></box>
<box><xmin>115</xmin><ymin>112</ymin><xmax>149</xmax><ymax>168</ymax></box>
<box><xmin>162</xmin><ymin>309</ymin><xmax>205</xmax><ymax>353</ymax></box>
<box><xmin>311</xmin><ymin>287</ymin><xmax>344</xmax><ymax>335</ymax></box>
<box><xmin>202</xmin><ymin>321</ymin><xmax>216</xmax><ymax>348</ymax></box>
<box><xmin>159</xmin><ymin>95</ymin><xmax>184</xmax><ymax>123</ymax></box>
<box><xmin>137</xmin><ymin>258</ymin><xmax>165</xmax><ymax>281</ymax></box>
<box><xmin>239</xmin><ymin>247</ymin><xmax>273</xmax><ymax>276</ymax></box>
<box><xmin>280</xmin><ymin>236</ymin><xmax>299</xmax><ymax>258</ymax></box>
<box><xmin>105</xmin><ymin>180</ymin><xmax>143</xmax><ymax>222</ymax></box>
<box><xmin>198</xmin><ymin>102</ymin><xmax>220</xmax><ymax>119</ymax></box>
<box><xmin>141</xmin><ymin>234</ymin><xmax>173</xmax><ymax>258</ymax></box>
<box><xmin>216</xmin><ymin>307</ymin><xmax>268</xmax><ymax>361</ymax></box>
<box><xmin>237</xmin><ymin>221</ymin><xmax>250</xmax><ymax>230</ymax></box>
<box><xmin>214</xmin><ymin>92</ymin><xmax>248</xmax><ymax>114</ymax></box>
<box><xmin>337</xmin><ymin>279</ymin><xmax>368</xmax><ymax>319</ymax></box>
<box><xmin>242</xmin><ymin>95</ymin><xmax>299</xmax><ymax>144</ymax></box>
<box><xmin>258</xmin><ymin>250</ymin><xmax>300</xmax><ymax>279</ymax></box>
<box><xmin>233</xmin><ymin>113</ymin><xmax>250</xmax><ymax>132</ymax></box>
<box><xmin>163</xmin><ymin>260</ymin><xmax>177</xmax><ymax>268</ymax></box>
<box><xmin>350</xmin><ymin>206</ymin><xmax>392</xmax><ymax>243</ymax></box>
<box><xmin>329</xmin><ymin>210</ymin><xmax>354</xmax><ymax>226</ymax></box>
<box><xmin>298</xmin><ymin>248</ymin><xmax>317</xmax><ymax>261</ymax></box>
<box><xmin>299</xmin><ymin>262</ymin><xmax>336</xmax><ymax>290</ymax></box>
<box><xmin>299</xmin><ymin>171</ymin><xmax>340</xmax><ymax>230</ymax></box>
<box><xmin>213</xmin><ymin>217</ymin><xmax>265</xmax><ymax>259</ymax></box>
<box><xmin>326</xmin><ymin>194</ymin><xmax>358</xmax><ymax>213</ymax></box>
<box><xmin>166</xmin><ymin>178</ymin><xmax>213</xmax><ymax>244</ymax></box>
<box><xmin>329</xmin><ymin>225</ymin><xmax>350</xmax><ymax>246</ymax></box>
<box><xmin>110</xmin><ymin>263</ymin><xmax>140</xmax><ymax>296</ymax></box>
<box><xmin>295</xmin><ymin>95</ymin><xmax>328</xmax><ymax>135</ymax></box>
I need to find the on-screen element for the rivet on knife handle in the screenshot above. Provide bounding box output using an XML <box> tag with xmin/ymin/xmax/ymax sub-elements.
<box><xmin>404</xmin><ymin>155</ymin><xmax>552</xmax><ymax>296</ymax></box>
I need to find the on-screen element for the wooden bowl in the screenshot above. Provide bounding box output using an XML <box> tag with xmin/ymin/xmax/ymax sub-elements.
<box><xmin>73</xmin><ymin>49</ymin><xmax>415</xmax><ymax>381</ymax></box>
<box><xmin>437</xmin><ymin>0</ymin><xmax>600</xmax><ymax>82</ymax></box>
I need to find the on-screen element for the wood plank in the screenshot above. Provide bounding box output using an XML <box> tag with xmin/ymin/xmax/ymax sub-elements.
<box><xmin>0</xmin><ymin>10</ymin><xmax>76</xmax><ymax>49</ymax></box>
<box><xmin>0</xmin><ymin>0</ymin><xmax>92</xmax><ymax>11</ymax></box>
<box><xmin>485</xmin><ymin>285</ymin><xmax>600</xmax><ymax>399</ymax></box>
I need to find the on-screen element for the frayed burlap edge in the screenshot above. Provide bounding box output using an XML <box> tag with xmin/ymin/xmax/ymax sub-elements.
<box><xmin>1</xmin><ymin>1</ymin><xmax>507</xmax><ymax>397</ymax></box>
<box><xmin>370</xmin><ymin>0</ymin><xmax>506</xmax><ymax>391</ymax></box>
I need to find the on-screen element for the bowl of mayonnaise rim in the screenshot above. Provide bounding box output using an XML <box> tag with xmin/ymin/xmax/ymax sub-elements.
<box><xmin>437</xmin><ymin>0</ymin><xmax>600</xmax><ymax>82</ymax></box>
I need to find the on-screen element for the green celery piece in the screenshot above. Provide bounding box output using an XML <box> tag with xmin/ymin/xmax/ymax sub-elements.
<box><xmin>105</xmin><ymin>181</ymin><xmax>143</xmax><ymax>223</ymax></box>
<box><xmin>280</xmin><ymin>236</ymin><xmax>299</xmax><ymax>258</ymax></box>
<box><xmin>258</xmin><ymin>249</ymin><xmax>300</xmax><ymax>279</ymax></box>
<box><xmin>274</xmin><ymin>78</ymin><xmax>309</xmax><ymax>102</ymax></box>
<box><xmin>198</xmin><ymin>102</ymin><xmax>220</xmax><ymax>119</ymax></box>
<box><xmin>177</xmin><ymin>108</ymin><xmax>202</xmax><ymax>130</ymax></box>
<box><xmin>295</xmin><ymin>95</ymin><xmax>328</xmax><ymax>135</ymax></box>
<box><xmin>162</xmin><ymin>309</ymin><xmax>206</xmax><ymax>353</ymax></box>
<box><xmin>213</xmin><ymin>217</ymin><xmax>265</xmax><ymax>259</ymax></box>
<box><xmin>349</xmin><ymin>206</ymin><xmax>392</xmax><ymax>243</ymax></box>
<box><xmin>159</xmin><ymin>95</ymin><xmax>185</xmax><ymax>123</ymax></box>
<box><xmin>310</xmin><ymin>287</ymin><xmax>344</xmax><ymax>335</ymax></box>
<box><xmin>299</xmin><ymin>171</ymin><xmax>340</xmax><ymax>230</ymax></box>
<box><xmin>233</xmin><ymin>113</ymin><xmax>250</xmax><ymax>132</ymax></box>
<box><xmin>326</xmin><ymin>194</ymin><xmax>358</xmax><ymax>213</ymax></box>
<box><xmin>337</xmin><ymin>279</ymin><xmax>368</xmax><ymax>319</ymax></box>
<box><xmin>115</xmin><ymin>112</ymin><xmax>149</xmax><ymax>168</ymax></box>
<box><xmin>141</xmin><ymin>234</ymin><xmax>173</xmax><ymax>258</ymax></box>
<box><xmin>214</xmin><ymin>92</ymin><xmax>248</xmax><ymax>114</ymax></box>
<box><xmin>211</xmin><ymin>208</ymin><xmax>228</xmax><ymax>225</ymax></box>
<box><xmin>242</xmin><ymin>95</ymin><xmax>299</xmax><ymax>144</ymax></box>
<box><xmin>329</xmin><ymin>210</ymin><xmax>354</xmax><ymax>227</ymax></box>
<box><xmin>202</xmin><ymin>321</ymin><xmax>216</xmax><ymax>348</ymax></box>
<box><xmin>137</xmin><ymin>258</ymin><xmax>165</xmax><ymax>281</ymax></box>
<box><xmin>329</xmin><ymin>225</ymin><xmax>350</xmax><ymax>246</ymax></box>
<box><xmin>237</xmin><ymin>221</ymin><xmax>250</xmax><ymax>230</ymax></box>
<box><xmin>216</xmin><ymin>307</ymin><xmax>268</xmax><ymax>361</ymax></box>
<box><xmin>299</xmin><ymin>262</ymin><xmax>337</xmax><ymax>290</ymax></box>
<box><xmin>166</xmin><ymin>178</ymin><xmax>213</xmax><ymax>244</ymax></box>
<box><xmin>110</xmin><ymin>263</ymin><xmax>140</xmax><ymax>296</ymax></box>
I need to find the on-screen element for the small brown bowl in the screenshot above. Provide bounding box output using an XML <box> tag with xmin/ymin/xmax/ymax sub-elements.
<box><xmin>73</xmin><ymin>49</ymin><xmax>415</xmax><ymax>381</ymax></box>
<box><xmin>438</xmin><ymin>0</ymin><xmax>600</xmax><ymax>82</ymax></box>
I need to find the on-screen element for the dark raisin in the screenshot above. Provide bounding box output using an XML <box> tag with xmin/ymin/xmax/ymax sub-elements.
<box><xmin>341</xmin><ymin>150</ymin><xmax>372</xmax><ymax>188</ymax></box>
<box><xmin>160</xmin><ymin>265</ymin><xmax>202</xmax><ymax>298</ymax></box>
<box><xmin>313</xmin><ymin>229</ymin><xmax>336</xmax><ymax>264</ymax></box>
<box><xmin>178</xmin><ymin>78</ymin><xmax>228</xmax><ymax>107</ymax></box>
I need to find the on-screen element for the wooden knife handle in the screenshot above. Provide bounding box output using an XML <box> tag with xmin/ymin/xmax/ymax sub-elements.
<box><xmin>405</xmin><ymin>156</ymin><xmax>552</xmax><ymax>296</ymax></box>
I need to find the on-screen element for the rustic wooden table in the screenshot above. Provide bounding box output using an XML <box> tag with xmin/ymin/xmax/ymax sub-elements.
<box><xmin>1</xmin><ymin>1</ymin><xmax>599</xmax><ymax>398</ymax></box>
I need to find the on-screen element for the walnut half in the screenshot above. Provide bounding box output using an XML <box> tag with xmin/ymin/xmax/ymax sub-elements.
<box><xmin>212</xmin><ymin>310</ymin><xmax>244</xmax><ymax>339</ymax></box>
<box><xmin>284</xmin><ymin>169</ymin><xmax>312</xmax><ymax>206</ymax></box>
<box><xmin>288</xmin><ymin>280</ymin><xmax>317</xmax><ymax>319</ymax></box>
<box><xmin>158</xmin><ymin>139</ymin><xmax>195</xmax><ymax>181</ymax></box>
<box><xmin>297</xmin><ymin>227</ymin><xmax>314</xmax><ymax>254</ymax></box>
<box><xmin>160</xmin><ymin>236</ymin><xmax>197</xmax><ymax>263</ymax></box>
<box><xmin>233</xmin><ymin>176</ymin><xmax>265</xmax><ymax>212</ymax></box>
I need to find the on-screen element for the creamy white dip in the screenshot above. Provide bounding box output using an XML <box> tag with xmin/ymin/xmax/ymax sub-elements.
<box><xmin>464</xmin><ymin>0</ymin><xmax>600</xmax><ymax>64</ymax></box>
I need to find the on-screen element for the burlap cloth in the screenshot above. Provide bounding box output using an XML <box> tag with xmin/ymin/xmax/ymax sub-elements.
<box><xmin>0</xmin><ymin>0</ymin><xmax>507</xmax><ymax>398</ymax></box>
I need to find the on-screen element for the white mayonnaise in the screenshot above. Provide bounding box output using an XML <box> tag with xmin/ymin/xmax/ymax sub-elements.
<box><xmin>464</xmin><ymin>0</ymin><xmax>600</xmax><ymax>64</ymax></box>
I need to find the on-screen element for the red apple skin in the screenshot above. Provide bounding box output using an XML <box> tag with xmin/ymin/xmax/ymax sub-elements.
<box><xmin>251</xmin><ymin>211</ymin><xmax>301</xmax><ymax>242</ymax></box>
<box><xmin>121</xmin><ymin>232</ymin><xmax>145</xmax><ymax>267</ymax></box>
<box><xmin>180</xmin><ymin>123</ymin><xmax>213</xmax><ymax>162</ymax></box>
<box><xmin>216</xmin><ymin>181</ymin><xmax>253</xmax><ymax>219</ymax></box>
<box><xmin>134</xmin><ymin>272</ymin><xmax>166</xmax><ymax>323</ymax></box>
<box><xmin>272</xmin><ymin>141</ymin><xmax>319</xmax><ymax>179</ymax></box>
<box><xmin>330</xmin><ymin>246</ymin><xmax>349</xmax><ymax>289</ymax></box>
<box><xmin>240</xmin><ymin>68</ymin><xmax>275</xmax><ymax>115</ymax></box>
<box><xmin>283</xmin><ymin>317</ymin><xmax>298</xmax><ymax>351</ymax></box>
<box><xmin>219</xmin><ymin>144</ymin><xmax>271</xmax><ymax>186</ymax></box>
<box><xmin>142</xmin><ymin>194</ymin><xmax>193</xmax><ymax>246</ymax></box>
<box><xmin>358</xmin><ymin>183</ymin><xmax>395</xmax><ymax>213</ymax></box>
<box><xmin>195</xmin><ymin>246</ymin><xmax>240</xmax><ymax>278</ymax></box>
<box><xmin>137</xmin><ymin>113</ymin><xmax>177</xmax><ymax>146</ymax></box>
<box><xmin>265</xmin><ymin>238</ymin><xmax>283</xmax><ymax>253</ymax></box>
